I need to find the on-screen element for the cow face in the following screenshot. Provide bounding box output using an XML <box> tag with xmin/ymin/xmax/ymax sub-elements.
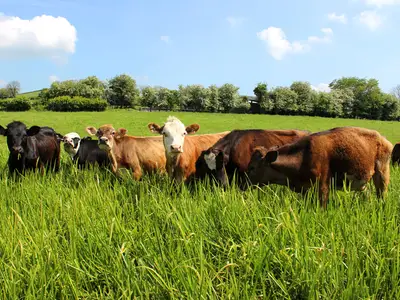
<box><xmin>195</xmin><ymin>148</ymin><xmax>228</xmax><ymax>186</ymax></box>
<box><xmin>62</xmin><ymin>132</ymin><xmax>81</xmax><ymax>158</ymax></box>
<box><xmin>0</xmin><ymin>121</ymin><xmax>41</xmax><ymax>156</ymax></box>
<box><xmin>247</xmin><ymin>146</ymin><xmax>278</xmax><ymax>185</ymax></box>
<box><xmin>85</xmin><ymin>125</ymin><xmax>127</xmax><ymax>152</ymax></box>
<box><xmin>148</xmin><ymin>116</ymin><xmax>199</xmax><ymax>156</ymax></box>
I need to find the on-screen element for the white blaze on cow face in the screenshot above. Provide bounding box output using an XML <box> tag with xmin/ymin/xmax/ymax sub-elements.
<box><xmin>204</xmin><ymin>152</ymin><xmax>216</xmax><ymax>170</ymax></box>
<box><xmin>148</xmin><ymin>116</ymin><xmax>200</xmax><ymax>156</ymax></box>
<box><xmin>62</xmin><ymin>132</ymin><xmax>81</xmax><ymax>159</ymax></box>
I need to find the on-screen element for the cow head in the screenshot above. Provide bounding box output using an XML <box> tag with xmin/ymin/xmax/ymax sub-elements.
<box><xmin>0</xmin><ymin>121</ymin><xmax>41</xmax><ymax>156</ymax></box>
<box><xmin>247</xmin><ymin>146</ymin><xmax>279</xmax><ymax>185</ymax></box>
<box><xmin>148</xmin><ymin>116</ymin><xmax>200</xmax><ymax>156</ymax></box>
<box><xmin>62</xmin><ymin>132</ymin><xmax>81</xmax><ymax>158</ymax></box>
<box><xmin>195</xmin><ymin>147</ymin><xmax>228</xmax><ymax>185</ymax></box>
<box><xmin>85</xmin><ymin>124</ymin><xmax>127</xmax><ymax>152</ymax></box>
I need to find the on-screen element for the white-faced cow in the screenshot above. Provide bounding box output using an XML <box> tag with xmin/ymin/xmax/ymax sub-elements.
<box><xmin>148</xmin><ymin>116</ymin><xmax>230</xmax><ymax>183</ymax></box>
<box><xmin>247</xmin><ymin>126</ymin><xmax>393</xmax><ymax>208</ymax></box>
<box><xmin>195</xmin><ymin>129</ymin><xmax>311</xmax><ymax>188</ymax></box>
<box><xmin>62</xmin><ymin>132</ymin><xmax>110</xmax><ymax>169</ymax></box>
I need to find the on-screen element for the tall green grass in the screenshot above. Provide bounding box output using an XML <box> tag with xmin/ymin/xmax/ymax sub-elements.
<box><xmin>0</xmin><ymin>110</ymin><xmax>399</xmax><ymax>298</ymax></box>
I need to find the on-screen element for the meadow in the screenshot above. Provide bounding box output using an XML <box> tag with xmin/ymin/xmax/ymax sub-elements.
<box><xmin>0</xmin><ymin>109</ymin><xmax>400</xmax><ymax>299</ymax></box>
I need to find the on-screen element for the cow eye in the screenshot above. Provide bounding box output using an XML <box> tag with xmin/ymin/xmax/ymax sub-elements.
<box><xmin>112</xmin><ymin>131</ymin><xmax>115</xmax><ymax>135</ymax></box>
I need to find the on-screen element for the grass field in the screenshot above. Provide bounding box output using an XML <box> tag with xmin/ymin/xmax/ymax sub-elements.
<box><xmin>0</xmin><ymin>109</ymin><xmax>400</xmax><ymax>299</ymax></box>
<box><xmin>17</xmin><ymin>90</ymin><xmax>41</xmax><ymax>98</ymax></box>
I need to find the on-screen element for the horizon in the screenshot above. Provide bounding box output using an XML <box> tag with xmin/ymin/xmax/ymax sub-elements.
<box><xmin>1</xmin><ymin>0</ymin><xmax>400</xmax><ymax>94</ymax></box>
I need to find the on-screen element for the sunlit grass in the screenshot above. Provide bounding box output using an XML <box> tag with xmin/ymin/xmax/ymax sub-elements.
<box><xmin>0</xmin><ymin>110</ymin><xmax>399</xmax><ymax>298</ymax></box>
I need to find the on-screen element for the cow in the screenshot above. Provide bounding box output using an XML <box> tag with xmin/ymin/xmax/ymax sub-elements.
<box><xmin>85</xmin><ymin>124</ymin><xmax>166</xmax><ymax>180</ymax></box>
<box><xmin>391</xmin><ymin>143</ymin><xmax>400</xmax><ymax>166</ymax></box>
<box><xmin>0</xmin><ymin>121</ymin><xmax>62</xmax><ymax>175</ymax></box>
<box><xmin>148</xmin><ymin>116</ymin><xmax>230</xmax><ymax>183</ymax></box>
<box><xmin>246</xmin><ymin>126</ymin><xmax>393</xmax><ymax>208</ymax></box>
<box><xmin>195</xmin><ymin>129</ymin><xmax>311</xmax><ymax>188</ymax></box>
<box><xmin>62</xmin><ymin>132</ymin><xmax>110</xmax><ymax>169</ymax></box>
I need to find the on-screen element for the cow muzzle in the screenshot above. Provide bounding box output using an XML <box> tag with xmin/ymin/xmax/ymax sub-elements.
<box><xmin>170</xmin><ymin>144</ymin><xmax>183</xmax><ymax>153</ymax></box>
<box><xmin>12</xmin><ymin>146</ymin><xmax>23</xmax><ymax>154</ymax></box>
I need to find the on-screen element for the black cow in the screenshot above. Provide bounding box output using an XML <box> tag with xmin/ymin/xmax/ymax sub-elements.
<box><xmin>62</xmin><ymin>132</ymin><xmax>110</xmax><ymax>169</ymax></box>
<box><xmin>0</xmin><ymin>121</ymin><xmax>61</xmax><ymax>174</ymax></box>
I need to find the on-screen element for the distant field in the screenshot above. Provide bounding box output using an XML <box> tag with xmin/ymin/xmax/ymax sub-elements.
<box><xmin>17</xmin><ymin>90</ymin><xmax>41</xmax><ymax>98</ymax></box>
<box><xmin>0</xmin><ymin>110</ymin><xmax>400</xmax><ymax>298</ymax></box>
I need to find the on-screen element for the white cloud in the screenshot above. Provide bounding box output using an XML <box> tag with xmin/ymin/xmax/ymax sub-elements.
<box><xmin>363</xmin><ymin>0</ymin><xmax>400</xmax><ymax>7</ymax></box>
<box><xmin>0</xmin><ymin>79</ymin><xmax>6</xmax><ymax>88</ymax></box>
<box><xmin>307</xmin><ymin>28</ymin><xmax>333</xmax><ymax>43</ymax></box>
<box><xmin>0</xmin><ymin>13</ymin><xmax>77</xmax><ymax>62</ymax></box>
<box><xmin>311</xmin><ymin>83</ymin><xmax>331</xmax><ymax>92</ymax></box>
<box><xmin>257</xmin><ymin>27</ymin><xmax>333</xmax><ymax>60</ymax></box>
<box><xmin>226</xmin><ymin>16</ymin><xmax>245</xmax><ymax>27</ymax></box>
<box><xmin>160</xmin><ymin>35</ymin><xmax>171</xmax><ymax>43</ymax></box>
<box><xmin>327</xmin><ymin>13</ymin><xmax>347</xmax><ymax>24</ymax></box>
<box><xmin>257</xmin><ymin>27</ymin><xmax>309</xmax><ymax>60</ymax></box>
<box><xmin>49</xmin><ymin>75</ymin><xmax>59</xmax><ymax>83</ymax></box>
<box><xmin>355</xmin><ymin>10</ymin><xmax>383</xmax><ymax>31</ymax></box>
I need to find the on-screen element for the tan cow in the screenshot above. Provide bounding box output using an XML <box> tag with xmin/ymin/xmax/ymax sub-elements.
<box><xmin>148</xmin><ymin>116</ymin><xmax>230</xmax><ymax>183</ymax></box>
<box><xmin>85</xmin><ymin>124</ymin><xmax>166</xmax><ymax>180</ymax></box>
<box><xmin>247</xmin><ymin>126</ymin><xmax>393</xmax><ymax>208</ymax></box>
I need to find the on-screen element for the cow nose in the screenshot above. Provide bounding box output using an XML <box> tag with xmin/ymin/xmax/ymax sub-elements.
<box><xmin>99</xmin><ymin>137</ymin><xmax>108</xmax><ymax>144</ymax></box>
<box><xmin>171</xmin><ymin>144</ymin><xmax>182</xmax><ymax>152</ymax></box>
<box><xmin>12</xmin><ymin>146</ymin><xmax>23</xmax><ymax>153</ymax></box>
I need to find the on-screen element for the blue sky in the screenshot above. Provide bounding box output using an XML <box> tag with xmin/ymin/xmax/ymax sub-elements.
<box><xmin>1</xmin><ymin>0</ymin><xmax>400</xmax><ymax>95</ymax></box>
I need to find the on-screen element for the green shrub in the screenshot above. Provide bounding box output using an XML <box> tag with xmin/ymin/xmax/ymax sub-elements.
<box><xmin>3</xmin><ymin>97</ymin><xmax>32</xmax><ymax>111</ymax></box>
<box><xmin>47</xmin><ymin>96</ymin><xmax>108</xmax><ymax>112</ymax></box>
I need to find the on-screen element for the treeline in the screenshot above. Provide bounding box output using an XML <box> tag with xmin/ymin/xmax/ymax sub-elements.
<box><xmin>2</xmin><ymin>74</ymin><xmax>400</xmax><ymax>120</ymax></box>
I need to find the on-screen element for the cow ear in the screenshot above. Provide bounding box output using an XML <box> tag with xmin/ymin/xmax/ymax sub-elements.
<box><xmin>0</xmin><ymin>126</ymin><xmax>6</xmax><ymax>136</ymax></box>
<box><xmin>251</xmin><ymin>148</ymin><xmax>265</xmax><ymax>162</ymax></box>
<box><xmin>148</xmin><ymin>123</ymin><xmax>163</xmax><ymax>134</ymax></box>
<box><xmin>265</xmin><ymin>150</ymin><xmax>278</xmax><ymax>164</ymax></box>
<box><xmin>117</xmin><ymin>128</ymin><xmax>127</xmax><ymax>137</ymax></box>
<box><xmin>86</xmin><ymin>126</ymin><xmax>97</xmax><ymax>136</ymax></box>
<box><xmin>27</xmin><ymin>126</ymin><xmax>41</xmax><ymax>136</ymax></box>
<box><xmin>186</xmin><ymin>124</ymin><xmax>200</xmax><ymax>134</ymax></box>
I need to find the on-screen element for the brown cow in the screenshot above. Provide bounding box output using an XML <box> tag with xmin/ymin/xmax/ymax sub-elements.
<box><xmin>247</xmin><ymin>126</ymin><xmax>393</xmax><ymax>208</ymax></box>
<box><xmin>148</xmin><ymin>116</ymin><xmax>230</xmax><ymax>183</ymax></box>
<box><xmin>391</xmin><ymin>143</ymin><xmax>400</xmax><ymax>166</ymax></box>
<box><xmin>194</xmin><ymin>129</ymin><xmax>311</xmax><ymax>187</ymax></box>
<box><xmin>85</xmin><ymin>124</ymin><xmax>166</xmax><ymax>180</ymax></box>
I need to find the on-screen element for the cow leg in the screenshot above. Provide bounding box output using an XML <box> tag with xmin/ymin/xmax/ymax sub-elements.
<box><xmin>318</xmin><ymin>172</ymin><xmax>330</xmax><ymax>209</ymax></box>
<box><xmin>373</xmin><ymin>161</ymin><xmax>390</xmax><ymax>199</ymax></box>
<box><xmin>132</xmin><ymin>167</ymin><xmax>143</xmax><ymax>181</ymax></box>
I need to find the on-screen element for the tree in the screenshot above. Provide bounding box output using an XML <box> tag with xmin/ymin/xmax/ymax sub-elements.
<box><xmin>329</xmin><ymin>77</ymin><xmax>381</xmax><ymax>119</ymax></box>
<box><xmin>140</xmin><ymin>86</ymin><xmax>159</xmax><ymax>111</ymax></box>
<box><xmin>270</xmin><ymin>87</ymin><xmax>298</xmax><ymax>115</ymax></box>
<box><xmin>331</xmin><ymin>88</ymin><xmax>354</xmax><ymax>118</ymax></box>
<box><xmin>391</xmin><ymin>84</ymin><xmax>400</xmax><ymax>100</ymax></box>
<box><xmin>253</xmin><ymin>82</ymin><xmax>268</xmax><ymax>104</ymax></box>
<box><xmin>381</xmin><ymin>93</ymin><xmax>400</xmax><ymax>120</ymax></box>
<box><xmin>78</xmin><ymin>76</ymin><xmax>106</xmax><ymax>99</ymax></box>
<box><xmin>6</xmin><ymin>81</ymin><xmax>21</xmax><ymax>98</ymax></box>
<box><xmin>290</xmin><ymin>81</ymin><xmax>313</xmax><ymax>115</ymax></box>
<box><xmin>179</xmin><ymin>84</ymin><xmax>209</xmax><ymax>111</ymax></box>
<box><xmin>106</xmin><ymin>74</ymin><xmax>139</xmax><ymax>108</ymax></box>
<box><xmin>218</xmin><ymin>83</ymin><xmax>240</xmax><ymax>112</ymax></box>
<box><xmin>207</xmin><ymin>84</ymin><xmax>220</xmax><ymax>112</ymax></box>
<box><xmin>0</xmin><ymin>88</ymin><xmax>9</xmax><ymax>99</ymax></box>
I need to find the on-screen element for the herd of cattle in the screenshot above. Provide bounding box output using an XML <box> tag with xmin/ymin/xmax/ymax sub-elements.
<box><xmin>1</xmin><ymin>116</ymin><xmax>400</xmax><ymax>208</ymax></box>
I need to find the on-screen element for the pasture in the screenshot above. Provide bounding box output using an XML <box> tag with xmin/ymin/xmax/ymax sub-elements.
<box><xmin>0</xmin><ymin>110</ymin><xmax>400</xmax><ymax>299</ymax></box>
